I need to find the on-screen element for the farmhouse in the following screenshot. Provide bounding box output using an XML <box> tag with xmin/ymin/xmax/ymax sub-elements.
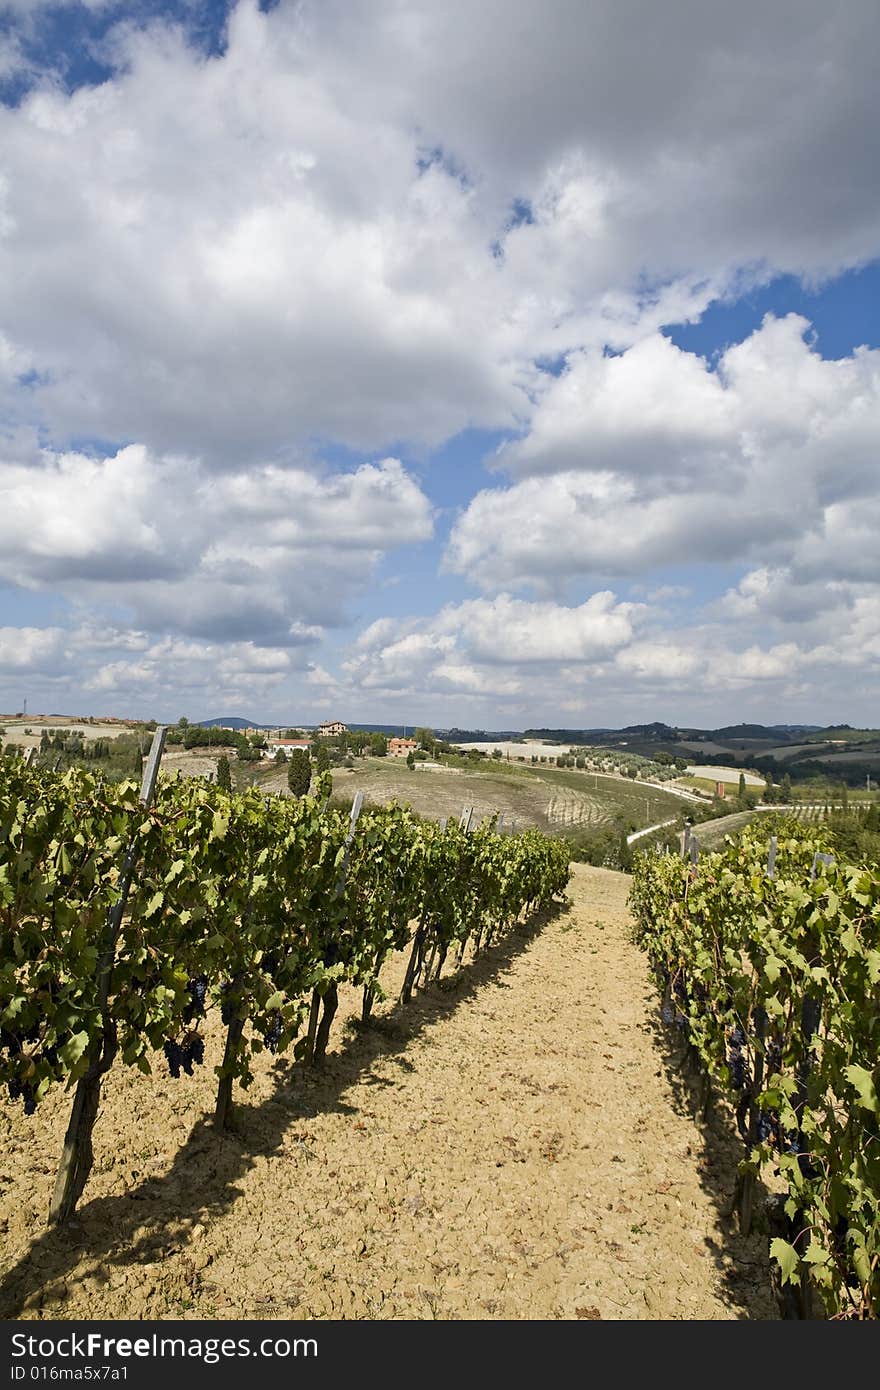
<box><xmin>317</xmin><ymin>720</ymin><xmax>347</xmax><ymax>737</ymax></box>
<box><xmin>389</xmin><ymin>737</ymin><xmax>418</xmax><ymax>757</ymax></box>
<box><xmin>265</xmin><ymin>738</ymin><xmax>311</xmax><ymax>758</ymax></box>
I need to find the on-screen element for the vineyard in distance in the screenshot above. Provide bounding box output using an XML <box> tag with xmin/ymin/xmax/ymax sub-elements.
<box><xmin>0</xmin><ymin>714</ymin><xmax>878</xmax><ymax>1320</ymax></box>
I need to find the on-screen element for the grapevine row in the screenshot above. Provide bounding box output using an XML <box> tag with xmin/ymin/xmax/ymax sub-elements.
<box><xmin>0</xmin><ymin>759</ymin><xmax>569</xmax><ymax>1222</ymax></box>
<box><xmin>629</xmin><ymin>826</ymin><xmax>880</xmax><ymax>1318</ymax></box>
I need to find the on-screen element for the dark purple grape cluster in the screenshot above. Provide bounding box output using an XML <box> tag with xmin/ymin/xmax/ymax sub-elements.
<box><xmin>765</xmin><ymin>1038</ymin><xmax>782</xmax><ymax>1075</ymax></box>
<box><xmin>163</xmin><ymin>1033</ymin><xmax>205</xmax><ymax>1078</ymax></box>
<box><xmin>754</xmin><ymin>1108</ymin><xmax>799</xmax><ymax>1154</ymax></box>
<box><xmin>263</xmin><ymin>1011</ymin><xmax>283</xmax><ymax>1054</ymax></box>
<box><xmin>3</xmin><ymin>1025</ymin><xmax>57</xmax><ymax>1113</ymax></box>
<box><xmin>7</xmin><ymin>1076</ymin><xmax>37</xmax><ymax>1114</ymax></box>
<box><xmin>183</xmin><ymin>974</ymin><xmax>208</xmax><ymax>1023</ymax></box>
<box><xmin>671</xmin><ymin>976</ymin><xmax>691</xmax><ymax>1033</ymax></box>
<box><xmin>727</xmin><ymin>1023</ymin><xmax>750</xmax><ymax>1090</ymax></box>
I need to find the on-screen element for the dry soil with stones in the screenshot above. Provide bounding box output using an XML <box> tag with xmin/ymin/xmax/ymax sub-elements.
<box><xmin>0</xmin><ymin>863</ymin><xmax>777</xmax><ymax>1321</ymax></box>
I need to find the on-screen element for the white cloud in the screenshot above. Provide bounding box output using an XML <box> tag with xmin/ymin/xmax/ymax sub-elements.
<box><xmin>0</xmin><ymin>2</ymin><xmax>877</xmax><ymax>464</ymax></box>
<box><xmin>0</xmin><ymin>446</ymin><xmax>433</xmax><ymax>641</ymax></box>
<box><xmin>615</xmin><ymin>641</ymin><xmax>702</xmax><ymax>682</ymax></box>
<box><xmin>296</xmin><ymin>0</ymin><xmax>880</xmax><ymax>276</ymax></box>
<box><xmin>343</xmin><ymin>592</ymin><xmax>642</xmax><ymax>703</ymax></box>
<box><xmin>0</xmin><ymin>2</ymin><xmax>879</xmax><ymax>724</ymax></box>
<box><xmin>448</xmin><ymin>317</ymin><xmax>880</xmax><ymax>590</ymax></box>
<box><xmin>0</xmin><ymin>7</ymin><xmax>530</xmax><ymax>461</ymax></box>
<box><xmin>0</xmin><ymin>625</ymin><xmax>66</xmax><ymax>673</ymax></box>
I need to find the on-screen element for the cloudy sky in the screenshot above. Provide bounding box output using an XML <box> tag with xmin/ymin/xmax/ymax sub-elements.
<box><xmin>0</xmin><ymin>0</ymin><xmax>878</xmax><ymax>729</ymax></box>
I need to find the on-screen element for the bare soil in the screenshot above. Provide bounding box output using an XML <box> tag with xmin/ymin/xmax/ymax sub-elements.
<box><xmin>0</xmin><ymin>864</ymin><xmax>776</xmax><ymax>1321</ymax></box>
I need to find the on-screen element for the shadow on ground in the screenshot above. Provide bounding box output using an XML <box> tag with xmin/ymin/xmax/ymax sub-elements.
<box><xmin>0</xmin><ymin>903</ymin><xmax>566</xmax><ymax>1318</ymax></box>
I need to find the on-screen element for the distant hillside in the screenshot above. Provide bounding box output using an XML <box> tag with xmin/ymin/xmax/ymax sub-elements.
<box><xmin>711</xmin><ymin>723</ymin><xmax>796</xmax><ymax>741</ymax></box>
<box><xmin>521</xmin><ymin>727</ymin><xmax>614</xmax><ymax>742</ymax></box>
<box><xmin>196</xmin><ymin>716</ymin><xmax>260</xmax><ymax>730</ymax></box>
<box><xmin>803</xmin><ymin>726</ymin><xmax>880</xmax><ymax>743</ymax></box>
<box><xmin>768</xmin><ymin>724</ymin><xmax>824</xmax><ymax>734</ymax></box>
<box><xmin>444</xmin><ymin>727</ymin><xmax>523</xmax><ymax>742</ymax></box>
<box><xmin>347</xmin><ymin>724</ymin><xmax>428</xmax><ymax>737</ymax></box>
<box><xmin>620</xmin><ymin>722</ymin><xmax>680</xmax><ymax>739</ymax></box>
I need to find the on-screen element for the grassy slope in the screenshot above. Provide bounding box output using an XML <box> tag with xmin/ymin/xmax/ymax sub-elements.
<box><xmin>276</xmin><ymin>757</ymin><xmax>691</xmax><ymax>839</ymax></box>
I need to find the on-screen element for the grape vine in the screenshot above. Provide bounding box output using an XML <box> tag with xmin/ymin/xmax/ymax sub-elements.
<box><xmin>630</xmin><ymin>827</ymin><xmax>880</xmax><ymax>1319</ymax></box>
<box><xmin>0</xmin><ymin>760</ymin><xmax>570</xmax><ymax>1222</ymax></box>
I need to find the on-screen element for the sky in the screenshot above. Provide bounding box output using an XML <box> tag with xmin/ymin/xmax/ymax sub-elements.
<box><xmin>0</xmin><ymin>1</ymin><xmax>879</xmax><ymax>730</ymax></box>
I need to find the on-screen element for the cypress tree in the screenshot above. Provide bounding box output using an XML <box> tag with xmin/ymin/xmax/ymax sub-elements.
<box><xmin>287</xmin><ymin>748</ymin><xmax>311</xmax><ymax>798</ymax></box>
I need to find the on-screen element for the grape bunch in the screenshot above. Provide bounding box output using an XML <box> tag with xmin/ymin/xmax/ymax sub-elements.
<box><xmin>671</xmin><ymin>975</ymin><xmax>691</xmax><ymax>1034</ymax></box>
<box><xmin>183</xmin><ymin>974</ymin><xmax>208</xmax><ymax>1024</ymax></box>
<box><xmin>765</xmin><ymin>1037</ymin><xmax>783</xmax><ymax>1076</ymax></box>
<box><xmin>754</xmin><ymin>1107</ymin><xmax>799</xmax><ymax>1154</ymax></box>
<box><xmin>263</xmin><ymin>1011</ymin><xmax>283</xmax><ymax>1055</ymax></box>
<box><xmin>163</xmin><ymin>1032</ymin><xmax>206</xmax><ymax>1078</ymax></box>
<box><xmin>6</xmin><ymin>1076</ymin><xmax>37</xmax><ymax>1114</ymax></box>
<box><xmin>727</xmin><ymin>1023</ymin><xmax>750</xmax><ymax>1090</ymax></box>
<box><xmin>2</xmin><ymin>1025</ymin><xmax>57</xmax><ymax>1114</ymax></box>
<box><xmin>756</xmin><ymin>1110</ymin><xmax>774</xmax><ymax>1143</ymax></box>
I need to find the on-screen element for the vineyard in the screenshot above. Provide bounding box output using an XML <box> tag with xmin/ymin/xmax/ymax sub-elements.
<box><xmin>5</xmin><ymin>734</ymin><xmax>878</xmax><ymax>1320</ymax></box>
<box><xmin>2</xmin><ymin>859</ymin><xmax>777</xmax><ymax>1321</ymax></box>
<box><xmin>0</xmin><ymin>742</ymin><xmax>570</xmax><ymax>1228</ymax></box>
<box><xmin>630</xmin><ymin>827</ymin><xmax>880</xmax><ymax>1319</ymax></box>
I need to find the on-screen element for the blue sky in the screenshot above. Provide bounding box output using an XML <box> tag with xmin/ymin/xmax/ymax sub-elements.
<box><xmin>0</xmin><ymin>0</ymin><xmax>879</xmax><ymax>728</ymax></box>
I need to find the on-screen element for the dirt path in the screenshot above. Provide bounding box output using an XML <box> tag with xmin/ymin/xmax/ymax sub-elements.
<box><xmin>0</xmin><ymin>864</ymin><xmax>776</xmax><ymax>1320</ymax></box>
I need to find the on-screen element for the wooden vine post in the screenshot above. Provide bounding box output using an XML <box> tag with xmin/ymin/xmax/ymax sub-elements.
<box><xmin>49</xmin><ymin>726</ymin><xmax>167</xmax><ymax>1224</ymax></box>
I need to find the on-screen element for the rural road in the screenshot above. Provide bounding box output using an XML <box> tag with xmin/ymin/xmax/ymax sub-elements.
<box><xmin>627</xmin><ymin>817</ymin><xmax>679</xmax><ymax>845</ymax></box>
